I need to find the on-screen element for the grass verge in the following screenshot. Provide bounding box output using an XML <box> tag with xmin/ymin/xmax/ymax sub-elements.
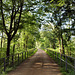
<box><xmin>43</xmin><ymin>49</ymin><xmax>75</xmax><ymax>75</ymax></box>
<box><xmin>0</xmin><ymin>49</ymin><xmax>37</xmax><ymax>75</ymax></box>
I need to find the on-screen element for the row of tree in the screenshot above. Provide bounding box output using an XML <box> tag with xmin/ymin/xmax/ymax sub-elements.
<box><xmin>0</xmin><ymin>0</ymin><xmax>75</xmax><ymax>58</ymax></box>
<box><xmin>0</xmin><ymin>0</ymin><xmax>41</xmax><ymax>58</ymax></box>
<box><xmin>38</xmin><ymin>0</ymin><xmax>75</xmax><ymax>56</ymax></box>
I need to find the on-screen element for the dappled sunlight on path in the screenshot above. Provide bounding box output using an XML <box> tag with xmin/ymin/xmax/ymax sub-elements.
<box><xmin>8</xmin><ymin>49</ymin><xmax>62</xmax><ymax>75</ymax></box>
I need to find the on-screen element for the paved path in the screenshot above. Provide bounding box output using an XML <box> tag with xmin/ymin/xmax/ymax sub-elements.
<box><xmin>8</xmin><ymin>49</ymin><xmax>62</xmax><ymax>75</ymax></box>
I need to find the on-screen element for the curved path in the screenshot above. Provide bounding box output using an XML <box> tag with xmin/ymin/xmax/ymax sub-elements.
<box><xmin>8</xmin><ymin>49</ymin><xmax>62</xmax><ymax>75</ymax></box>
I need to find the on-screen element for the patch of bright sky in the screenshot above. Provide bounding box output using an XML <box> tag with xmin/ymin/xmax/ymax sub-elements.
<box><xmin>29</xmin><ymin>0</ymin><xmax>74</xmax><ymax>33</ymax></box>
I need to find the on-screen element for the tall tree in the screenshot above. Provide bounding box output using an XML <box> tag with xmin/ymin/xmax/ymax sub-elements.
<box><xmin>0</xmin><ymin>0</ymin><xmax>24</xmax><ymax>57</ymax></box>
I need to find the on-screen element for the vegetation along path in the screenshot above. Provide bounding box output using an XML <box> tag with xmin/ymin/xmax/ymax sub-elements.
<box><xmin>8</xmin><ymin>49</ymin><xmax>62</xmax><ymax>75</ymax></box>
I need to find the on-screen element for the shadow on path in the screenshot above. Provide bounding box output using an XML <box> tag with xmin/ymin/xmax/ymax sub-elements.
<box><xmin>8</xmin><ymin>49</ymin><xmax>62</xmax><ymax>75</ymax></box>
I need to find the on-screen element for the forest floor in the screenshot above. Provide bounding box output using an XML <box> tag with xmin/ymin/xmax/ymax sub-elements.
<box><xmin>8</xmin><ymin>49</ymin><xmax>62</xmax><ymax>75</ymax></box>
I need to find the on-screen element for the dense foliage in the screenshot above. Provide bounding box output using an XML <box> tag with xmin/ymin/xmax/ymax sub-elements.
<box><xmin>0</xmin><ymin>0</ymin><xmax>75</xmax><ymax>58</ymax></box>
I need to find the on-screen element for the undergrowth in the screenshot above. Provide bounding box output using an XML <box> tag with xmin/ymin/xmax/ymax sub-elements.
<box><xmin>44</xmin><ymin>49</ymin><xmax>75</xmax><ymax>75</ymax></box>
<box><xmin>0</xmin><ymin>49</ymin><xmax>37</xmax><ymax>75</ymax></box>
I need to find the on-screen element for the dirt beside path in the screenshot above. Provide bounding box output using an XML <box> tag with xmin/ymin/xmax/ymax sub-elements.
<box><xmin>8</xmin><ymin>49</ymin><xmax>62</xmax><ymax>75</ymax></box>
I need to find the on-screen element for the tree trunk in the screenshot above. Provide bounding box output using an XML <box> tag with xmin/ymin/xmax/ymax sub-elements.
<box><xmin>13</xmin><ymin>43</ymin><xmax>15</xmax><ymax>55</ymax></box>
<box><xmin>12</xmin><ymin>42</ymin><xmax>15</xmax><ymax>64</ymax></box>
<box><xmin>6</xmin><ymin>37</ymin><xmax>11</xmax><ymax>64</ymax></box>
<box><xmin>24</xmin><ymin>43</ymin><xmax>25</xmax><ymax>48</ymax></box>
<box><xmin>58</xmin><ymin>38</ymin><xmax>61</xmax><ymax>53</ymax></box>
<box><xmin>24</xmin><ymin>32</ymin><xmax>25</xmax><ymax>49</ymax></box>
<box><xmin>6</xmin><ymin>37</ymin><xmax>11</xmax><ymax>57</ymax></box>
<box><xmin>1</xmin><ymin>31</ymin><xmax>3</xmax><ymax>50</ymax></box>
<box><xmin>3</xmin><ymin>37</ymin><xmax>5</xmax><ymax>47</ymax></box>
<box><xmin>0</xmin><ymin>31</ymin><xmax>3</xmax><ymax>58</ymax></box>
<box><xmin>26</xmin><ymin>40</ymin><xmax>28</xmax><ymax>51</ymax></box>
<box><xmin>61</xmin><ymin>36</ymin><xmax>65</xmax><ymax>54</ymax></box>
<box><xmin>53</xmin><ymin>43</ymin><xmax>55</xmax><ymax>49</ymax></box>
<box><xmin>26</xmin><ymin>35</ymin><xmax>28</xmax><ymax>51</ymax></box>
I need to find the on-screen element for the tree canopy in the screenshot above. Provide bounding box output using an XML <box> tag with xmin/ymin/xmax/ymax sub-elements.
<box><xmin>0</xmin><ymin>0</ymin><xmax>75</xmax><ymax>58</ymax></box>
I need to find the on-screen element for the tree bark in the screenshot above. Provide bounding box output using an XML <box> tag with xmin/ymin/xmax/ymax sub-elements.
<box><xmin>61</xmin><ymin>35</ymin><xmax>65</xmax><ymax>54</ymax></box>
<box><xmin>13</xmin><ymin>43</ymin><xmax>15</xmax><ymax>55</ymax></box>
<box><xmin>26</xmin><ymin>35</ymin><xmax>28</xmax><ymax>51</ymax></box>
<box><xmin>1</xmin><ymin>31</ymin><xmax>3</xmax><ymax>51</ymax></box>
<box><xmin>6</xmin><ymin>37</ymin><xmax>11</xmax><ymax>64</ymax></box>
<box><xmin>0</xmin><ymin>0</ymin><xmax>8</xmax><ymax>35</ymax></box>
<box><xmin>12</xmin><ymin>41</ymin><xmax>15</xmax><ymax>64</ymax></box>
<box><xmin>3</xmin><ymin>36</ymin><xmax>5</xmax><ymax>47</ymax></box>
<box><xmin>6</xmin><ymin>37</ymin><xmax>11</xmax><ymax>57</ymax></box>
<box><xmin>58</xmin><ymin>38</ymin><xmax>61</xmax><ymax>53</ymax></box>
<box><xmin>24</xmin><ymin>43</ymin><xmax>25</xmax><ymax>48</ymax></box>
<box><xmin>0</xmin><ymin>31</ymin><xmax>3</xmax><ymax>58</ymax></box>
<box><xmin>24</xmin><ymin>32</ymin><xmax>25</xmax><ymax>49</ymax></box>
<box><xmin>53</xmin><ymin>43</ymin><xmax>55</xmax><ymax>49</ymax></box>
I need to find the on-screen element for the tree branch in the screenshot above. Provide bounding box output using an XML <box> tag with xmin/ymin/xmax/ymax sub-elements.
<box><xmin>10</xmin><ymin>0</ymin><xmax>15</xmax><ymax>31</ymax></box>
<box><xmin>10</xmin><ymin>2</ymin><xmax>23</xmax><ymax>41</ymax></box>
<box><xmin>0</xmin><ymin>0</ymin><xmax>8</xmax><ymax>36</ymax></box>
<box><xmin>9</xmin><ymin>1</ymin><xmax>19</xmax><ymax>33</ymax></box>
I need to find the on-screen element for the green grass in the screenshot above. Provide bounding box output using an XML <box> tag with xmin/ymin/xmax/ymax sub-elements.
<box><xmin>28</xmin><ymin>49</ymin><xmax>37</xmax><ymax>57</ymax></box>
<box><xmin>0</xmin><ymin>49</ymin><xmax>37</xmax><ymax>75</ymax></box>
<box><xmin>44</xmin><ymin>49</ymin><xmax>75</xmax><ymax>75</ymax></box>
<box><xmin>46</xmin><ymin>48</ymin><xmax>75</xmax><ymax>58</ymax></box>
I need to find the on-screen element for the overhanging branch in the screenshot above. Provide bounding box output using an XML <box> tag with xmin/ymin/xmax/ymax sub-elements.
<box><xmin>0</xmin><ymin>0</ymin><xmax>8</xmax><ymax>36</ymax></box>
<box><xmin>9</xmin><ymin>1</ymin><xmax>19</xmax><ymax>33</ymax></box>
<box><xmin>10</xmin><ymin>2</ymin><xmax>23</xmax><ymax>41</ymax></box>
